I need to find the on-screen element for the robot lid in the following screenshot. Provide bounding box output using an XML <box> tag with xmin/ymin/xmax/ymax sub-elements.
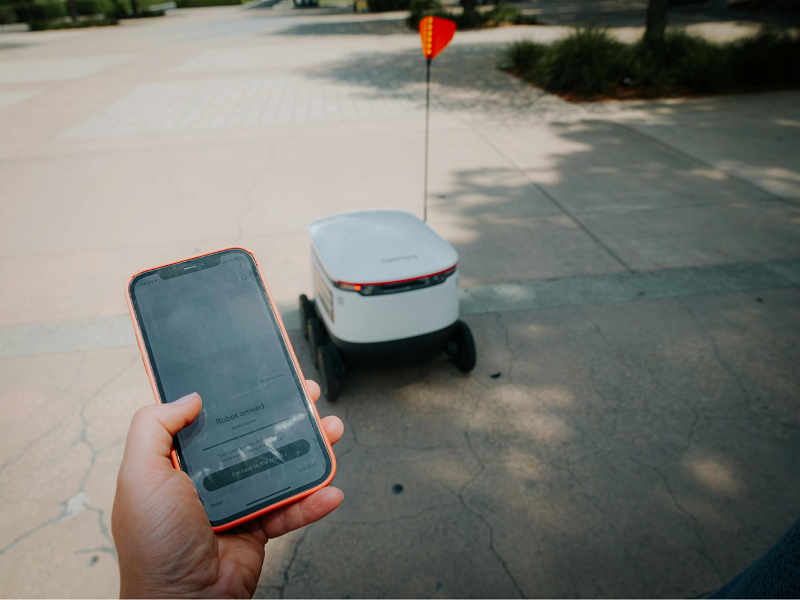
<box><xmin>309</xmin><ymin>210</ymin><xmax>458</xmax><ymax>285</ymax></box>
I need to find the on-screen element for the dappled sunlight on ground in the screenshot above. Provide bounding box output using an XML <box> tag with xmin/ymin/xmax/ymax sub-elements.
<box><xmin>686</xmin><ymin>456</ymin><xmax>741</xmax><ymax>494</ymax></box>
<box><xmin>1</xmin><ymin>4</ymin><xmax>800</xmax><ymax>598</ymax></box>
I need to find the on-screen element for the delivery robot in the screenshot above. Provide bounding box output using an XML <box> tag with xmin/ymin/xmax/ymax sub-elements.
<box><xmin>299</xmin><ymin>209</ymin><xmax>476</xmax><ymax>400</ymax></box>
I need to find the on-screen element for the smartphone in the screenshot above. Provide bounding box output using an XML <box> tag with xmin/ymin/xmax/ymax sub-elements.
<box><xmin>126</xmin><ymin>248</ymin><xmax>336</xmax><ymax>532</ymax></box>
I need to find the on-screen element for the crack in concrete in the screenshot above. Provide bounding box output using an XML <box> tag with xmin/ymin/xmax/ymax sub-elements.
<box><xmin>335</xmin><ymin>503</ymin><xmax>461</xmax><ymax>527</ymax></box>
<box><xmin>0</xmin><ymin>422</ymin><xmax>61</xmax><ymax>475</ymax></box>
<box><xmin>277</xmin><ymin>529</ymin><xmax>309</xmax><ymax>599</ymax></box>
<box><xmin>72</xmin><ymin>357</ymin><xmax>139</xmax><ymax>561</ymax></box>
<box><xmin>0</xmin><ymin>357</ymin><xmax>137</xmax><ymax>558</ymax></box>
<box><xmin>652</xmin><ymin>464</ymin><xmax>725</xmax><ymax>585</ymax></box>
<box><xmin>680</xmin><ymin>299</ymin><xmax>757</xmax><ymax>417</ymax></box>
<box><xmin>576</xmin><ymin>307</ymin><xmax>626</xmax><ymax>444</ymax></box>
<box><xmin>680</xmin><ymin>298</ymin><xmax>799</xmax><ymax>434</ymax></box>
<box><xmin>574</xmin><ymin>308</ymin><xmax>732</xmax><ymax>588</ymax></box>
<box><xmin>495</xmin><ymin>313</ymin><xmax>517</xmax><ymax>383</ymax></box>
<box><xmin>0</xmin><ymin>511</ymin><xmax>65</xmax><ymax>556</ymax></box>
<box><xmin>457</xmin><ymin>430</ymin><xmax>526</xmax><ymax>599</ymax></box>
<box><xmin>576</xmin><ymin>307</ymin><xmax>702</xmax><ymax>470</ymax></box>
<box><xmin>610</xmin><ymin>449</ymin><xmax>725</xmax><ymax>586</ymax></box>
<box><xmin>331</xmin><ymin>400</ymin><xmax>358</xmax><ymax>461</ymax></box>
<box><xmin>564</xmin><ymin>465</ymin><xmax>648</xmax><ymax>593</ymax></box>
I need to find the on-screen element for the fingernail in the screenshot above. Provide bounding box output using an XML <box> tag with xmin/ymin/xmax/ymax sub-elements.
<box><xmin>173</xmin><ymin>392</ymin><xmax>199</xmax><ymax>405</ymax></box>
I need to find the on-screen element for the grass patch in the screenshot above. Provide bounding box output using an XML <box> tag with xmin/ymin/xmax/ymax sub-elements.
<box><xmin>502</xmin><ymin>25</ymin><xmax>800</xmax><ymax>101</ymax></box>
<box><xmin>407</xmin><ymin>2</ymin><xmax>536</xmax><ymax>30</ymax></box>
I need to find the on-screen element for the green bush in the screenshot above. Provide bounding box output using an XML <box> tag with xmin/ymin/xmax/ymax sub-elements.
<box><xmin>409</xmin><ymin>0</ymin><xmax>437</xmax><ymax>12</ymax></box>
<box><xmin>75</xmin><ymin>0</ymin><xmax>115</xmax><ymax>14</ymax></box>
<box><xmin>543</xmin><ymin>26</ymin><xmax>628</xmax><ymax>96</ymax></box>
<box><xmin>504</xmin><ymin>39</ymin><xmax>547</xmax><ymax>72</ymax></box>
<box><xmin>407</xmin><ymin>3</ymin><xmax>535</xmax><ymax>31</ymax></box>
<box><xmin>367</xmin><ymin>0</ymin><xmax>409</xmax><ymax>12</ymax></box>
<box><xmin>28</xmin><ymin>1</ymin><xmax>67</xmax><ymax>20</ymax></box>
<box><xmin>730</xmin><ymin>28</ymin><xmax>800</xmax><ymax>88</ymax></box>
<box><xmin>504</xmin><ymin>26</ymin><xmax>800</xmax><ymax>99</ymax></box>
<box><xmin>175</xmin><ymin>0</ymin><xmax>241</xmax><ymax>6</ymax></box>
<box><xmin>0</xmin><ymin>4</ymin><xmax>16</xmax><ymax>21</ymax></box>
<box><xmin>486</xmin><ymin>4</ymin><xmax>535</xmax><ymax>25</ymax></box>
<box><xmin>29</xmin><ymin>14</ymin><xmax>116</xmax><ymax>27</ymax></box>
<box><xmin>625</xmin><ymin>31</ymin><xmax>731</xmax><ymax>92</ymax></box>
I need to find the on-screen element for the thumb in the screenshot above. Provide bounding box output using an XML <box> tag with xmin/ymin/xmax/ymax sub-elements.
<box><xmin>122</xmin><ymin>393</ymin><xmax>202</xmax><ymax>468</ymax></box>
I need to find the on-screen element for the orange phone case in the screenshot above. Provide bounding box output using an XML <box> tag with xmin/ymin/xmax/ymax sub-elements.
<box><xmin>125</xmin><ymin>247</ymin><xmax>337</xmax><ymax>533</ymax></box>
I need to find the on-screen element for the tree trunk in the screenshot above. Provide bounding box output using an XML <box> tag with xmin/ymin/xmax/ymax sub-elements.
<box><xmin>131</xmin><ymin>0</ymin><xmax>140</xmax><ymax>16</ymax></box>
<box><xmin>645</xmin><ymin>0</ymin><xmax>669</xmax><ymax>45</ymax></box>
<box><xmin>67</xmin><ymin>0</ymin><xmax>77</xmax><ymax>21</ymax></box>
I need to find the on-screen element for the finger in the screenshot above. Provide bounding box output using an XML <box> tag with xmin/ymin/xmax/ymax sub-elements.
<box><xmin>260</xmin><ymin>487</ymin><xmax>343</xmax><ymax>539</ymax></box>
<box><xmin>306</xmin><ymin>379</ymin><xmax>320</xmax><ymax>403</ymax></box>
<box><xmin>321</xmin><ymin>416</ymin><xmax>344</xmax><ymax>446</ymax></box>
<box><xmin>123</xmin><ymin>393</ymin><xmax>202</xmax><ymax>466</ymax></box>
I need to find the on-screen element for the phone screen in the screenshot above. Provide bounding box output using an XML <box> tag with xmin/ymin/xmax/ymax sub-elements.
<box><xmin>129</xmin><ymin>249</ymin><xmax>332</xmax><ymax>527</ymax></box>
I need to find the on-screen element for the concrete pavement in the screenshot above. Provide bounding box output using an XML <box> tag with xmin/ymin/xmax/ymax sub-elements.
<box><xmin>1</xmin><ymin>6</ymin><xmax>799</xmax><ymax>598</ymax></box>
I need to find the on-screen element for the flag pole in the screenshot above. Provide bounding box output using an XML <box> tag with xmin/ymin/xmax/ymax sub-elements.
<box><xmin>423</xmin><ymin>58</ymin><xmax>431</xmax><ymax>222</ymax></box>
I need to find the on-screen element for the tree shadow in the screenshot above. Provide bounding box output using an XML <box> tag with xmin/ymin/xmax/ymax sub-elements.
<box><xmin>273</xmin><ymin>16</ymin><xmax>413</xmax><ymax>36</ymax></box>
<box><xmin>277</xmin><ymin>45</ymin><xmax>800</xmax><ymax>593</ymax></box>
<box><xmin>301</xmin><ymin>41</ymin><xmax>582</xmax><ymax>124</ymax></box>
<box><xmin>514</xmin><ymin>0</ymin><xmax>792</xmax><ymax>27</ymax></box>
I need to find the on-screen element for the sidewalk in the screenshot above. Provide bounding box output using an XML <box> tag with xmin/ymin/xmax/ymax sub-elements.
<box><xmin>0</xmin><ymin>7</ymin><xmax>799</xmax><ymax>598</ymax></box>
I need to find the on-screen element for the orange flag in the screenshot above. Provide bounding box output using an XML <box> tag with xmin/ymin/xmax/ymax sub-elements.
<box><xmin>418</xmin><ymin>16</ymin><xmax>456</xmax><ymax>61</ymax></box>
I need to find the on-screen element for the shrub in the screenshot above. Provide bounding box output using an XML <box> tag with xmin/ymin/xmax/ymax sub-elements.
<box><xmin>175</xmin><ymin>0</ymin><xmax>241</xmax><ymax>6</ymax></box>
<box><xmin>29</xmin><ymin>14</ymin><xmax>117</xmax><ymax>27</ymax></box>
<box><xmin>28</xmin><ymin>1</ymin><xmax>67</xmax><ymax>20</ymax></box>
<box><xmin>486</xmin><ymin>4</ymin><xmax>535</xmax><ymax>25</ymax></box>
<box><xmin>504</xmin><ymin>25</ymin><xmax>800</xmax><ymax>100</ymax></box>
<box><xmin>504</xmin><ymin>39</ymin><xmax>547</xmax><ymax>72</ymax></box>
<box><xmin>625</xmin><ymin>31</ymin><xmax>732</xmax><ymax>93</ymax></box>
<box><xmin>730</xmin><ymin>27</ymin><xmax>800</xmax><ymax>88</ymax></box>
<box><xmin>0</xmin><ymin>4</ymin><xmax>16</xmax><ymax>21</ymax></box>
<box><xmin>409</xmin><ymin>0</ymin><xmax>437</xmax><ymax>12</ymax></box>
<box><xmin>542</xmin><ymin>26</ymin><xmax>628</xmax><ymax>96</ymax></box>
<box><xmin>367</xmin><ymin>0</ymin><xmax>409</xmax><ymax>12</ymax></box>
<box><xmin>75</xmin><ymin>0</ymin><xmax>115</xmax><ymax>14</ymax></box>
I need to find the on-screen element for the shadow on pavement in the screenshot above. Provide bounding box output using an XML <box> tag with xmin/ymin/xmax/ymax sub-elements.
<box><xmin>303</xmin><ymin>42</ymin><xmax>573</xmax><ymax>122</ymax></box>
<box><xmin>274</xmin><ymin>16</ymin><xmax>412</xmax><ymax>36</ymax></box>
<box><xmin>282</xmin><ymin>39</ymin><xmax>800</xmax><ymax>597</ymax></box>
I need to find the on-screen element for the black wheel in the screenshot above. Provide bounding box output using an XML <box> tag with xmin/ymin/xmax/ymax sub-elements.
<box><xmin>307</xmin><ymin>317</ymin><xmax>326</xmax><ymax>366</ymax></box>
<box><xmin>317</xmin><ymin>344</ymin><xmax>339</xmax><ymax>401</ymax></box>
<box><xmin>299</xmin><ymin>294</ymin><xmax>316</xmax><ymax>339</ymax></box>
<box><xmin>447</xmin><ymin>320</ymin><xmax>476</xmax><ymax>373</ymax></box>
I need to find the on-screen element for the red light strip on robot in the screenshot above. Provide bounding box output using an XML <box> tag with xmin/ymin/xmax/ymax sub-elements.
<box><xmin>337</xmin><ymin>264</ymin><xmax>457</xmax><ymax>288</ymax></box>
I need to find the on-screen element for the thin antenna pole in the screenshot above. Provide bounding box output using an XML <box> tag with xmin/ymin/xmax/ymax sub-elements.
<box><xmin>423</xmin><ymin>58</ymin><xmax>431</xmax><ymax>222</ymax></box>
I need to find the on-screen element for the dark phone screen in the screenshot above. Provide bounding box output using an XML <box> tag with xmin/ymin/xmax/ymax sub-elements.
<box><xmin>130</xmin><ymin>249</ymin><xmax>331</xmax><ymax>527</ymax></box>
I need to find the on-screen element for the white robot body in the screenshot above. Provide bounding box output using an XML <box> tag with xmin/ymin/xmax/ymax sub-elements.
<box><xmin>301</xmin><ymin>209</ymin><xmax>475</xmax><ymax>399</ymax></box>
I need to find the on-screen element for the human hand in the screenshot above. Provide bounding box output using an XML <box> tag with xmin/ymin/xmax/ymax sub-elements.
<box><xmin>112</xmin><ymin>381</ymin><xmax>343</xmax><ymax>599</ymax></box>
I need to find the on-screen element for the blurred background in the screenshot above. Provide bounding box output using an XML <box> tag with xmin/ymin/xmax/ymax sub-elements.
<box><xmin>1</xmin><ymin>0</ymin><xmax>799</xmax><ymax>597</ymax></box>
